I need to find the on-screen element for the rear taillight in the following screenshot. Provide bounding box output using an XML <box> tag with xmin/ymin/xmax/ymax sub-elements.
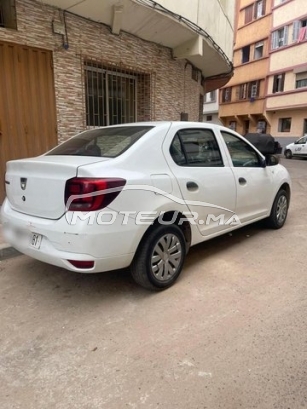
<box><xmin>65</xmin><ymin>178</ymin><xmax>126</xmax><ymax>211</ymax></box>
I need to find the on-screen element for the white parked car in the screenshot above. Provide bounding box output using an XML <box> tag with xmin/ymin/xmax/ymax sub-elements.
<box><xmin>284</xmin><ymin>136</ymin><xmax>307</xmax><ymax>159</ymax></box>
<box><xmin>1</xmin><ymin>122</ymin><xmax>291</xmax><ymax>290</ymax></box>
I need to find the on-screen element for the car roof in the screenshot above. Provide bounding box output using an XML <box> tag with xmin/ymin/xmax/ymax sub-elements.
<box><xmin>94</xmin><ymin>121</ymin><xmax>232</xmax><ymax>133</ymax></box>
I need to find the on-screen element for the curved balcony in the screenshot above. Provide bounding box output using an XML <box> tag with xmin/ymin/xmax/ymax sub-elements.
<box><xmin>41</xmin><ymin>0</ymin><xmax>234</xmax><ymax>89</ymax></box>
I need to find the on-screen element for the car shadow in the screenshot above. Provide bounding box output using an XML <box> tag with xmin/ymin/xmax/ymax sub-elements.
<box><xmin>10</xmin><ymin>220</ymin><xmax>270</xmax><ymax>306</ymax></box>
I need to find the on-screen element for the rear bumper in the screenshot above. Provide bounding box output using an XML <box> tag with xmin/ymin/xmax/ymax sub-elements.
<box><xmin>0</xmin><ymin>199</ymin><xmax>144</xmax><ymax>273</ymax></box>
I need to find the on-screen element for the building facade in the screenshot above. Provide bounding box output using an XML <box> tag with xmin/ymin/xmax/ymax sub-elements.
<box><xmin>0</xmin><ymin>0</ymin><xmax>236</xmax><ymax>202</ymax></box>
<box><xmin>220</xmin><ymin>0</ymin><xmax>307</xmax><ymax>139</ymax></box>
<box><xmin>219</xmin><ymin>0</ymin><xmax>273</xmax><ymax>135</ymax></box>
<box><xmin>266</xmin><ymin>0</ymin><xmax>307</xmax><ymax>138</ymax></box>
<box><xmin>203</xmin><ymin>90</ymin><xmax>222</xmax><ymax>124</ymax></box>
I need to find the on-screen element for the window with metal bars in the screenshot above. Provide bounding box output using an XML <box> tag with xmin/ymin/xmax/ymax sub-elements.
<box><xmin>0</xmin><ymin>0</ymin><xmax>17</xmax><ymax>29</ymax></box>
<box><xmin>84</xmin><ymin>61</ymin><xmax>151</xmax><ymax>127</ymax></box>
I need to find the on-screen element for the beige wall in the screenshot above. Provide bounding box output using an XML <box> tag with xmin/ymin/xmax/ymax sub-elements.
<box><xmin>270</xmin><ymin>44</ymin><xmax>307</xmax><ymax>72</ymax></box>
<box><xmin>228</xmin><ymin>58</ymin><xmax>269</xmax><ymax>84</ymax></box>
<box><xmin>273</xmin><ymin>0</ymin><xmax>306</xmax><ymax>27</ymax></box>
<box><xmin>266</xmin><ymin>90</ymin><xmax>307</xmax><ymax>109</ymax></box>
<box><xmin>220</xmin><ymin>98</ymin><xmax>266</xmax><ymax>117</ymax></box>
<box><xmin>236</xmin><ymin>17</ymin><xmax>272</xmax><ymax>48</ymax></box>
<box><xmin>268</xmin><ymin>109</ymin><xmax>307</xmax><ymax>137</ymax></box>
<box><xmin>158</xmin><ymin>0</ymin><xmax>236</xmax><ymax>60</ymax></box>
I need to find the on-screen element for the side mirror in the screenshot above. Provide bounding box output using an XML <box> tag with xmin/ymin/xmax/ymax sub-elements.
<box><xmin>265</xmin><ymin>154</ymin><xmax>279</xmax><ymax>166</ymax></box>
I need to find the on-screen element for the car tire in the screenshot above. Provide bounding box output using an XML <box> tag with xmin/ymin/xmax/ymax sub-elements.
<box><xmin>267</xmin><ymin>189</ymin><xmax>289</xmax><ymax>229</ymax></box>
<box><xmin>284</xmin><ymin>149</ymin><xmax>292</xmax><ymax>159</ymax></box>
<box><xmin>131</xmin><ymin>224</ymin><xmax>186</xmax><ymax>291</ymax></box>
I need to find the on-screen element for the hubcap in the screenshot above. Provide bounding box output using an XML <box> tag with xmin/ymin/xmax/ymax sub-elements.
<box><xmin>276</xmin><ymin>195</ymin><xmax>288</xmax><ymax>224</ymax></box>
<box><xmin>151</xmin><ymin>234</ymin><xmax>182</xmax><ymax>281</ymax></box>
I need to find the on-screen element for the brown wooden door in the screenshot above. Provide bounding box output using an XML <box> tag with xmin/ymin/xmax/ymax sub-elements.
<box><xmin>0</xmin><ymin>42</ymin><xmax>57</xmax><ymax>203</ymax></box>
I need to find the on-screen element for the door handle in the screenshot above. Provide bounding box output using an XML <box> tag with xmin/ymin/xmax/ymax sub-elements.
<box><xmin>186</xmin><ymin>181</ymin><xmax>199</xmax><ymax>191</ymax></box>
<box><xmin>239</xmin><ymin>177</ymin><xmax>246</xmax><ymax>185</ymax></box>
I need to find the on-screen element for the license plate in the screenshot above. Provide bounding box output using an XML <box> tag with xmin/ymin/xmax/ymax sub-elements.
<box><xmin>30</xmin><ymin>233</ymin><xmax>42</xmax><ymax>249</ymax></box>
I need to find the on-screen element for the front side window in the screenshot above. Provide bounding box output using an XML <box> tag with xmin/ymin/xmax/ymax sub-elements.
<box><xmin>278</xmin><ymin>118</ymin><xmax>291</xmax><ymax>132</ymax></box>
<box><xmin>296</xmin><ymin>137</ymin><xmax>306</xmax><ymax>144</ymax></box>
<box><xmin>47</xmin><ymin>126</ymin><xmax>153</xmax><ymax>157</ymax></box>
<box><xmin>221</xmin><ymin>131</ymin><xmax>261</xmax><ymax>167</ymax></box>
<box><xmin>170</xmin><ymin>129</ymin><xmax>223</xmax><ymax>167</ymax></box>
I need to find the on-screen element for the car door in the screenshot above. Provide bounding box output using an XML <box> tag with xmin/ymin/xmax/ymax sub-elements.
<box><xmin>293</xmin><ymin>137</ymin><xmax>307</xmax><ymax>156</ymax></box>
<box><xmin>164</xmin><ymin>125</ymin><xmax>237</xmax><ymax>237</ymax></box>
<box><xmin>219</xmin><ymin>130</ymin><xmax>274</xmax><ymax>224</ymax></box>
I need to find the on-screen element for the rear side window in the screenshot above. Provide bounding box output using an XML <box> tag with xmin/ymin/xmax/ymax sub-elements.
<box><xmin>170</xmin><ymin>129</ymin><xmax>223</xmax><ymax>167</ymax></box>
<box><xmin>47</xmin><ymin>126</ymin><xmax>154</xmax><ymax>157</ymax></box>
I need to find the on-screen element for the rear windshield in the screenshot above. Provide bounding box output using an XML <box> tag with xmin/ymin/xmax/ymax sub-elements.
<box><xmin>47</xmin><ymin>126</ymin><xmax>154</xmax><ymax>157</ymax></box>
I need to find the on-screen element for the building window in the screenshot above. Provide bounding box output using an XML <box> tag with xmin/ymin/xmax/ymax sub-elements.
<box><xmin>257</xmin><ymin>120</ymin><xmax>267</xmax><ymax>133</ymax></box>
<box><xmin>254</xmin><ymin>41</ymin><xmax>264</xmax><ymax>59</ymax></box>
<box><xmin>192</xmin><ymin>67</ymin><xmax>199</xmax><ymax>82</ymax></box>
<box><xmin>85</xmin><ymin>62</ymin><xmax>152</xmax><ymax>126</ymax></box>
<box><xmin>250</xmin><ymin>81</ymin><xmax>259</xmax><ymax>98</ymax></box>
<box><xmin>244</xmin><ymin>1</ymin><xmax>266</xmax><ymax>25</ymax></box>
<box><xmin>244</xmin><ymin>4</ymin><xmax>254</xmax><ymax>24</ymax></box>
<box><xmin>0</xmin><ymin>0</ymin><xmax>17</xmax><ymax>29</ymax></box>
<box><xmin>242</xmin><ymin>45</ymin><xmax>250</xmax><ymax>63</ymax></box>
<box><xmin>222</xmin><ymin>87</ymin><xmax>232</xmax><ymax>102</ymax></box>
<box><xmin>296</xmin><ymin>72</ymin><xmax>307</xmax><ymax>89</ymax></box>
<box><xmin>292</xmin><ymin>20</ymin><xmax>307</xmax><ymax>42</ymax></box>
<box><xmin>271</xmin><ymin>27</ymin><xmax>288</xmax><ymax>49</ymax></box>
<box><xmin>278</xmin><ymin>118</ymin><xmax>291</xmax><ymax>132</ymax></box>
<box><xmin>238</xmin><ymin>81</ymin><xmax>260</xmax><ymax>100</ymax></box>
<box><xmin>204</xmin><ymin>90</ymin><xmax>216</xmax><ymax>103</ymax></box>
<box><xmin>273</xmin><ymin>73</ymin><xmax>285</xmax><ymax>93</ymax></box>
<box><xmin>229</xmin><ymin>121</ymin><xmax>237</xmax><ymax>131</ymax></box>
<box><xmin>255</xmin><ymin>0</ymin><xmax>266</xmax><ymax>19</ymax></box>
<box><xmin>239</xmin><ymin>83</ymin><xmax>248</xmax><ymax>100</ymax></box>
<box><xmin>206</xmin><ymin>115</ymin><xmax>213</xmax><ymax>121</ymax></box>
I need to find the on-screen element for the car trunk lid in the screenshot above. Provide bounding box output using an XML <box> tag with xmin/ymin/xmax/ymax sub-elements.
<box><xmin>5</xmin><ymin>156</ymin><xmax>109</xmax><ymax>219</ymax></box>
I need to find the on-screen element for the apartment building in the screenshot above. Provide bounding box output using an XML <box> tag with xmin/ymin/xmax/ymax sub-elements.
<box><xmin>266</xmin><ymin>0</ymin><xmax>307</xmax><ymax>137</ymax></box>
<box><xmin>220</xmin><ymin>0</ymin><xmax>307</xmax><ymax>139</ymax></box>
<box><xmin>219</xmin><ymin>0</ymin><xmax>272</xmax><ymax>135</ymax></box>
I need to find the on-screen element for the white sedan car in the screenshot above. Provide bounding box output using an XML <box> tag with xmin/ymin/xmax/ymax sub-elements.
<box><xmin>1</xmin><ymin>122</ymin><xmax>291</xmax><ymax>290</ymax></box>
<box><xmin>284</xmin><ymin>136</ymin><xmax>307</xmax><ymax>159</ymax></box>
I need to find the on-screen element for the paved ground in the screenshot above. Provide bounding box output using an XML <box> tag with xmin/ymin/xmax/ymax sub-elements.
<box><xmin>0</xmin><ymin>157</ymin><xmax>306</xmax><ymax>409</ymax></box>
